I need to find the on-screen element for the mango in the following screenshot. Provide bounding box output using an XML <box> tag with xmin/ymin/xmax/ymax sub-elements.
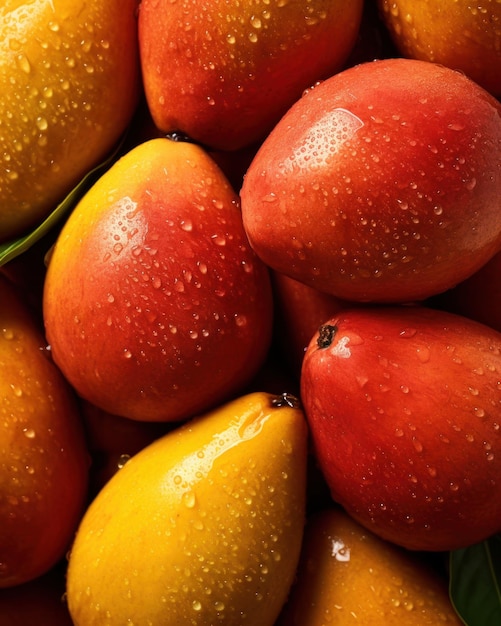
<box><xmin>66</xmin><ymin>391</ymin><xmax>308</xmax><ymax>625</ymax></box>
<box><xmin>0</xmin><ymin>0</ymin><xmax>140</xmax><ymax>241</ymax></box>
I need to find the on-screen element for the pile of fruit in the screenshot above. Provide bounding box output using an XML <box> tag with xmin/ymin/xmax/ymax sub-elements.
<box><xmin>1</xmin><ymin>0</ymin><xmax>501</xmax><ymax>624</ymax></box>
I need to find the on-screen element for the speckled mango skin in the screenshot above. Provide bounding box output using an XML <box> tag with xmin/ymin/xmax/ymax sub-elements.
<box><xmin>66</xmin><ymin>391</ymin><xmax>308</xmax><ymax>626</ymax></box>
<box><xmin>0</xmin><ymin>0</ymin><xmax>140</xmax><ymax>241</ymax></box>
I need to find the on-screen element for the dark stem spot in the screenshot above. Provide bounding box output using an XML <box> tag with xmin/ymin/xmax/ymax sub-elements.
<box><xmin>317</xmin><ymin>324</ymin><xmax>338</xmax><ymax>349</ymax></box>
<box><xmin>271</xmin><ymin>392</ymin><xmax>301</xmax><ymax>409</ymax></box>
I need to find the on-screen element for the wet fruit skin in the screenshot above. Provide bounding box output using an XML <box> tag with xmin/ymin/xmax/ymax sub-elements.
<box><xmin>66</xmin><ymin>391</ymin><xmax>308</xmax><ymax>626</ymax></box>
<box><xmin>43</xmin><ymin>137</ymin><xmax>273</xmax><ymax>422</ymax></box>
<box><xmin>0</xmin><ymin>275</ymin><xmax>89</xmax><ymax>588</ymax></box>
<box><xmin>240</xmin><ymin>57</ymin><xmax>501</xmax><ymax>303</ymax></box>
<box><xmin>0</xmin><ymin>0</ymin><xmax>141</xmax><ymax>242</ymax></box>
<box><xmin>276</xmin><ymin>507</ymin><xmax>463</xmax><ymax>625</ymax></box>
<box><xmin>378</xmin><ymin>0</ymin><xmax>501</xmax><ymax>98</ymax></box>
<box><xmin>300</xmin><ymin>305</ymin><xmax>501</xmax><ymax>552</ymax></box>
<box><xmin>138</xmin><ymin>0</ymin><xmax>364</xmax><ymax>151</ymax></box>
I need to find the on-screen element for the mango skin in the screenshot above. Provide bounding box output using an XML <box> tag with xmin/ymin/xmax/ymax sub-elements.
<box><xmin>0</xmin><ymin>275</ymin><xmax>89</xmax><ymax>588</ymax></box>
<box><xmin>138</xmin><ymin>0</ymin><xmax>364</xmax><ymax>151</ymax></box>
<box><xmin>241</xmin><ymin>58</ymin><xmax>501</xmax><ymax>303</ymax></box>
<box><xmin>378</xmin><ymin>0</ymin><xmax>501</xmax><ymax>98</ymax></box>
<box><xmin>43</xmin><ymin>137</ymin><xmax>273</xmax><ymax>422</ymax></box>
<box><xmin>0</xmin><ymin>0</ymin><xmax>140</xmax><ymax>241</ymax></box>
<box><xmin>66</xmin><ymin>391</ymin><xmax>308</xmax><ymax>626</ymax></box>
<box><xmin>277</xmin><ymin>507</ymin><xmax>463</xmax><ymax>625</ymax></box>
<box><xmin>301</xmin><ymin>306</ymin><xmax>501</xmax><ymax>551</ymax></box>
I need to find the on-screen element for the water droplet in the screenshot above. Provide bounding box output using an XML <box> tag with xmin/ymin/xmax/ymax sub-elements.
<box><xmin>331</xmin><ymin>538</ymin><xmax>351</xmax><ymax>562</ymax></box>
<box><xmin>1</xmin><ymin>326</ymin><xmax>14</xmax><ymax>341</ymax></box>
<box><xmin>117</xmin><ymin>454</ymin><xmax>131</xmax><ymax>469</ymax></box>
<box><xmin>234</xmin><ymin>314</ymin><xmax>247</xmax><ymax>327</ymax></box>
<box><xmin>416</xmin><ymin>346</ymin><xmax>430</xmax><ymax>363</ymax></box>
<box><xmin>23</xmin><ymin>428</ymin><xmax>36</xmax><ymax>439</ymax></box>
<box><xmin>11</xmin><ymin>385</ymin><xmax>23</xmax><ymax>397</ymax></box>
<box><xmin>211</xmin><ymin>234</ymin><xmax>226</xmax><ymax>246</ymax></box>
<box><xmin>412</xmin><ymin>437</ymin><xmax>423</xmax><ymax>452</ymax></box>
<box><xmin>448</xmin><ymin>122</ymin><xmax>465</xmax><ymax>131</ymax></box>
<box><xmin>192</xmin><ymin>600</ymin><xmax>202</xmax><ymax>612</ymax></box>
<box><xmin>16</xmin><ymin>54</ymin><xmax>31</xmax><ymax>73</ymax></box>
<box><xmin>399</xmin><ymin>327</ymin><xmax>417</xmax><ymax>338</ymax></box>
<box><xmin>182</xmin><ymin>490</ymin><xmax>196</xmax><ymax>508</ymax></box>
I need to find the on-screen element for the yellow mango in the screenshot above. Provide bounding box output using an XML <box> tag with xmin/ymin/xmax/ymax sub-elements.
<box><xmin>66</xmin><ymin>391</ymin><xmax>308</xmax><ymax>625</ymax></box>
<box><xmin>0</xmin><ymin>0</ymin><xmax>140</xmax><ymax>241</ymax></box>
<box><xmin>277</xmin><ymin>507</ymin><xmax>463</xmax><ymax>625</ymax></box>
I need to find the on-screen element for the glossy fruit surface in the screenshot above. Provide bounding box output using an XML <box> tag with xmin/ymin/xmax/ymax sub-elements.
<box><xmin>0</xmin><ymin>0</ymin><xmax>140</xmax><ymax>241</ymax></box>
<box><xmin>241</xmin><ymin>57</ymin><xmax>501</xmax><ymax>303</ymax></box>
<box><xmin>301</xmin><ymin>305</ymin><xmax>501</xmax><ymax>551</ymax></box>
<box><xmin>277</xmin><ymin>507</ymin><xmax>463</xmax><ymax>625</ymax></box>
<box><xmin>378</xmin><ymin>0</ymin><xmax>501</xmax><ymax>97</ymax></box>
<box><xmin>0</xmin><ymin>275</ymin><xmax>89</xmax><ymax>588</ymax></box>
<box><xmin>138</xmin><ymin>0</ymin><xmax>364</xmax><ymax>150</ymax></box>
<box><xmin>66</xmin><ymin>391</ymin><xmax>308</xmax><ymax>626</ymax></box>
<box><xmin>43</xmin><ymin>137</ymin><xmax>273</xmax><ymax>422</ymax></box>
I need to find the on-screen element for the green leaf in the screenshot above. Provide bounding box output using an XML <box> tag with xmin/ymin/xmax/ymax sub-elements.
<box><xmin>0</xmin><ymin>136</ymin><xmax>125</xmax><ymax>268</ymax></box>
<box><xmin>450</xmin><ymin>534</ymin><xmax>501</xmax><ymax>626</ymax></box>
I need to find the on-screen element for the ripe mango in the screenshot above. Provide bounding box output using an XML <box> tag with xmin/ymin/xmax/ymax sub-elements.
<box><xmin>277</xmin><ymin>507</ymin><xmax>463</xmax><ymax>625</ymax></box>
<box><xmin>0</xmin><ymin>0</ymin><xmax>140</xmax><ymax>241</ymax></box>
<box><xmin>0</xmin><ymin>275</ymin><xmax>89</xmax><ymax>588</ymax></box>
<box><xmin>66</xmin><ymin>391</ymin><xmax>308</xmax><ymax>625</ymax></box>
